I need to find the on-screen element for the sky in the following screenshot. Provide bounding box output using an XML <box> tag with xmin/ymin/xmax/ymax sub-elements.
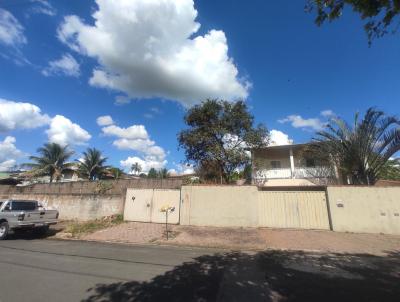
<box><xmin>0</xmin><ymin>0</ymin><xmax>399</xmax><ymax>174</ymax></box>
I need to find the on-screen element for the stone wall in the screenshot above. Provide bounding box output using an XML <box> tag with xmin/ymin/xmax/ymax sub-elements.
<box><xmin>5</xmin><ymin>193</ymin><xmax>124</xmax><ymax>221</ymax></box>
<box><xmin>0</xmin><ymin>178</ymin><xmax>182</xmax><ymax>196</ymax></box>
<box><xmin>0</xmin><ymin>179</ymin><xmax>182</xmax><ymax>221</ymax></box>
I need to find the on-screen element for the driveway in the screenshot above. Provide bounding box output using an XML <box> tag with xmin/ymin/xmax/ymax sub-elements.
<box><xmin>0</xmin><ymin>239</ymin><xmax>399</xmax><ymax>302</ymax></box>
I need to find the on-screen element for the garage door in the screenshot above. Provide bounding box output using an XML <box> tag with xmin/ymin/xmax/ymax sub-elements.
<box><xmin>258</xmin><ymin>191</ymin><xmax>330</xmax><ymax>230</ymax></box>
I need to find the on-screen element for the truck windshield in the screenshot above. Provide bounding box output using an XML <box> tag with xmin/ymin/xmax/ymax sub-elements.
<box><xmin>11</xmin><ymin>201</ymin><xmax>38</xmax><ymax>211</ymax></box>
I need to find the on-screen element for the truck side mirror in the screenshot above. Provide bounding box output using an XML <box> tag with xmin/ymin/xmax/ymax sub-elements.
<box><xmin>3</xmin><ymin>205</ymin><xmax>10</xmax><ymax>211</ymax></box>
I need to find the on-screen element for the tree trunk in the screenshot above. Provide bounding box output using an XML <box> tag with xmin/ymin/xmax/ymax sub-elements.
<box><xmin>219</xmin><ymin>163</ymin><xmax>224</xmax><ymax>184</ymax></box>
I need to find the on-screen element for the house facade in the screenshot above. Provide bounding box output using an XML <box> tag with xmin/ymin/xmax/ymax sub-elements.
<box><xmin>251</xmin><ymin>143</ymin><xmax>338</xmax><ymax>186</ymax></box>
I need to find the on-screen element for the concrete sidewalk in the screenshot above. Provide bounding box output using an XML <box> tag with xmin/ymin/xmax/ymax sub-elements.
<box><xmin>76</xmin><ymin>222</ymin><xmax>400</xmax><ymax>255</ymax></box>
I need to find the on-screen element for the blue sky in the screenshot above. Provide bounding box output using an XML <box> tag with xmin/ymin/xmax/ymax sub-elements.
<box><xmin>0</xmin><ymin>0</ymin><xmax>399</xmax><ymax>174</ymax></box>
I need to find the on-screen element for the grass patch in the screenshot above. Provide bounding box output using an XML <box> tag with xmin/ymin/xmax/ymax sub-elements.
<box><xmin>65</xmin><ymin>214</ymin><xmax>124</xmax><ymax>238</ymax></box>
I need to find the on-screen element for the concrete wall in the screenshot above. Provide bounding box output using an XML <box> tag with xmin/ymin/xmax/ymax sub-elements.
<box><xmin>5</xmin><ymin>183</ymin><xmax>399</xmax><ymax>234</ymax></box>
<box><xmin>0</xmin><ymin>179</ymin><xmax>182</xmax><ymax>221</ymax></box>
<box><xmin>4</xmin><ymin>193</ymin><xmax>124</xmax><ymax>221</ymax></box>
<box><xmin>179</xmin><ymin>186</ymin><xmax>330</xmax><ymax>230</ymax></box>
<box><xmin>179</xmin><ymin>186</ymin><xmax>400</xmax><ymax>235</ymax></box>
<box><xmin>327</xmin><ymin>186</ymin><xmax>400</xmax><ymax>235</ymax></box>
<box><xmin>180</xmin><ymin>186</ymin><xmax>259</xmax><ymax>227</ymax></box>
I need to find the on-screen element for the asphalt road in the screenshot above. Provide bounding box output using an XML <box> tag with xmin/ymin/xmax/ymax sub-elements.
<box><xmin>0</xmin><ymin>239</ymin><xmax>220</xmax><ymax>302</ymax></box>
<box><xmin>0</xmin><ymin>238</ymin><xmax>399</xmax><ymax>302</ymax></box>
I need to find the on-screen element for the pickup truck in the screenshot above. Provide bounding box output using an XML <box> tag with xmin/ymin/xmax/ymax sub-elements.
<box><xmin>0</xmin><ymin>200</ymin><xmax>59</xmax><ymax>240</ymax></box>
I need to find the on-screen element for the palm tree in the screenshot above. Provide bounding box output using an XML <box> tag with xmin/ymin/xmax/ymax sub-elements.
<box><xmin>26</xmin><ymin>143</ymin><xmax>74</xmax><ymax>183</ymax></box>
<box><xmin>131</xmin><ymin>162</ymin><xmax>142</xmax><ymax>175</ymax></box>
<box><xmin>77</xmin><ymin>148</ymin><xmax>108</xmax><ymax>181</ymax></box>
<box><xmin>311</xmin><ymin>108</ymin><xmax>400</xmax><ymax>185</ymax></box>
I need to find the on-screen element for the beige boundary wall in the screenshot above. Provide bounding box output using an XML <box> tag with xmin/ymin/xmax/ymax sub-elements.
<box><xmin>178</xmin><ymin>186</ymin><xmax>400</xmax><ymax>234</ymax></box>
<box><xmin>327</xmin><ymin>186</ymin><xmax>400</xmax><ymax>235</ymax></box>
<box><xmin>179</xmin><ymin>186</ymin><xmax>330</xmax><ymax>230</ymax></box>
<box><xmin>180</xmin><ymin>186</ymin><xmax>259</xmax><ymax>227</ymax></box>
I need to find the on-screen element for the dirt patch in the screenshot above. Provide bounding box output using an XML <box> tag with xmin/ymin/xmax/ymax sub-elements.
<box><xmin>173</xmin><ymin>225</ymin><xmax>266</xmax><ymax>249</ymax></box>
<box><xmin>72</xmin><ymin>222</ymin><xmax>400</xmax><ymax>255</ymax></box>
<box><xmin>82</xmin><ymin>222</ymin><xmax>167</xmax><ymax>244</ymax></box>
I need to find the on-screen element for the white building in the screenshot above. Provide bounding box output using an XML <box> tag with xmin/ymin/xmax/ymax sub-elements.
<box><xmin>251</xmin><ymin>143</ymin><xmax>338</xmax><ymax>186</ymax></box>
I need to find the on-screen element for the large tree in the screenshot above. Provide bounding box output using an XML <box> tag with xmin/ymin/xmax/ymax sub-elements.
<box><xmin>178</xmin><ymin>99</ymin><xmax>269</xmax><ymax>183</ymax></box>
<box><xmin>77</xmin><ymin>148</ymin><xmax>108</xmax><ymax>181</ymax></box>
<box><xmin>25</xmin><ymin>143</ymin><xmax>74</xmax><ymax>183</ymax></box>
<box><xmin>306</xmin><ymin>0</ymin><xmax>400</xmax><ymax>44</ymax></box>
<box><xmin>158</xmin><ymin>168</ymin><xmax>168</xmax><ymax>179</ymax></box>
<box><xmin>310</xmin><ymin>108</ymin><xmax>400</xmax><ymax>185</ymax></box>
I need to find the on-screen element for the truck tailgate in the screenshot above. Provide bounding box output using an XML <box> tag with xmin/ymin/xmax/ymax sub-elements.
<box><xmin>23</xmin><ymin>210</ymin><xmax>58</xmax><ymax>224</ymax></box>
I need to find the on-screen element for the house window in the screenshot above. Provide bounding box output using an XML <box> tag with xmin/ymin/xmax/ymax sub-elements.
<box><xmin>270</xmin><ymin>161</ymin><xmax>281</xmax><ymax>169</ymax></box>
<box><xmin>306</xmin><ymin>158</ymin><xmax>316</xmax><ymax>167</ymax></box>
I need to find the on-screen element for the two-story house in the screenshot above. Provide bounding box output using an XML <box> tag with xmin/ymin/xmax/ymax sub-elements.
<box><xmin>251</xmin><ymin>143</ymin><xmax>338</xmax><ymax>186</ymax></box>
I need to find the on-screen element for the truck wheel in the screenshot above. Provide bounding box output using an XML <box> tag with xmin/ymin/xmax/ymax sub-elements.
<box><xmin>35</xmin><ymin>225</ymin><xmax>50</xmax><ymax>237</ymax></box>
<box><xmin>0</xmin><ymin>221</ymin><xmax>9</xmax><ymax>240</ymax></box>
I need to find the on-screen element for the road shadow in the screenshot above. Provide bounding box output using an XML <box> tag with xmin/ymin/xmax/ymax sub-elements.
<box><xmin>82</xmin><ymin>249</ymin><xmax>400</xmax><ymax>302</ymax></box>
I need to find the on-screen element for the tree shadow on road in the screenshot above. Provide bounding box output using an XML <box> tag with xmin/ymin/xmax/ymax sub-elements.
<box><xmin>83</xmin><ymin>250</ymin><xmax>400</xmax><ymax>302</ymax></box>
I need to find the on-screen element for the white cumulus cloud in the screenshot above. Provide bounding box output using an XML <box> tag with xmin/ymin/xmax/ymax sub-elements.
<box><xmin>46</xmin><ymin>115</ymin><xmax>91</xmax><ymax>146</ymax></box>
<box><xmin>170</xmin><ymin>163</ymin><xmax>195</xmax><ymax>176</ymax></box>
<box><xmin>278</xmin><ymin>115</ymin><xmax>326</xmax><ymax>131</ymax></box>
<box><xmin>269</xmin><ymin>130</ymin><xmax>293</xmax><ymax>146</ymax></box>
<box><xmin>120</xmin><ymin>156</ymin><xmax>167</xmax><ymax>174</ymax></box>
<box><xmin>320</xmin><ymin>109</ymin><xmax>335</xmax><ymax>118</ymax></box>
<box><xmin>96</xmin><ymin>115</ymin><xmax>114</xmax><ymax>126</ymax></box>
<box><xmin>0</xmin><ymin>98</ymin><xmax>91</xmax><ymax>148</ymax></box>
<box><xmin>0</xmin><ymin>98</ymin><xmax>50</xmax><ymax>132</ymax></box>
<box><xmin>278</xmin><ymin>110</ymin><xmax>337</xmax><ymax>132</ymax></box>
<box><xmin>0</xmin><ymin>136</ymin><xmax>24</xmax><ymax>171</ymax></box>
<box><xmin>42</xmin><ymin>53</ymin><xmax>80</xmax><ymax>77</ymax></box>
<box><xmin>0</xmin><ymin>8</ymin><xmax>26</xmax><ymax>47</ymax></box>
<box><xmin>57</xmin><ymin>0</ymin><xmax>249</xmax><ymax>106</ymax></box>
<box><xmin>100</xmin><ymin>117</ymin><xmax>167</xmax><ymax>172</ymax></box>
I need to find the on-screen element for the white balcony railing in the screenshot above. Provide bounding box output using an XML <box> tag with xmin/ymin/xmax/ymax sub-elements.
<box><xmin>254</xmin><ymin>166</ymin><xmax>334</xmax><ymax>181</ymax></box>
<box><xmin>293</xmin><ymin>167</ymin><xmax>334</xmax><ymax>179</ymax></box>
<box><xmin>255</xmin><ymin>168</ymin><xmax>292</xmax><ymax>180</ymax></box>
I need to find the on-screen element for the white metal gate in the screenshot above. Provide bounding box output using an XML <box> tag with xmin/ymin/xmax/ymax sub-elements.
<box><xmin>258</xmin><ymin>191</ymin><xmax>330</xmax><ymax>230</ymax></box>
<box><xmin>124</xmin><ymin>188</ymin><xmax>180</xmax><ymax>224</ymax></box>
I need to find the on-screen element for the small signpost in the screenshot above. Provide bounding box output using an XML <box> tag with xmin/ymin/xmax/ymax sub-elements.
<box><xmin>160</xmin><ymin>205</ymin><xmax>175</xmax><ymax>240</ymax></box>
